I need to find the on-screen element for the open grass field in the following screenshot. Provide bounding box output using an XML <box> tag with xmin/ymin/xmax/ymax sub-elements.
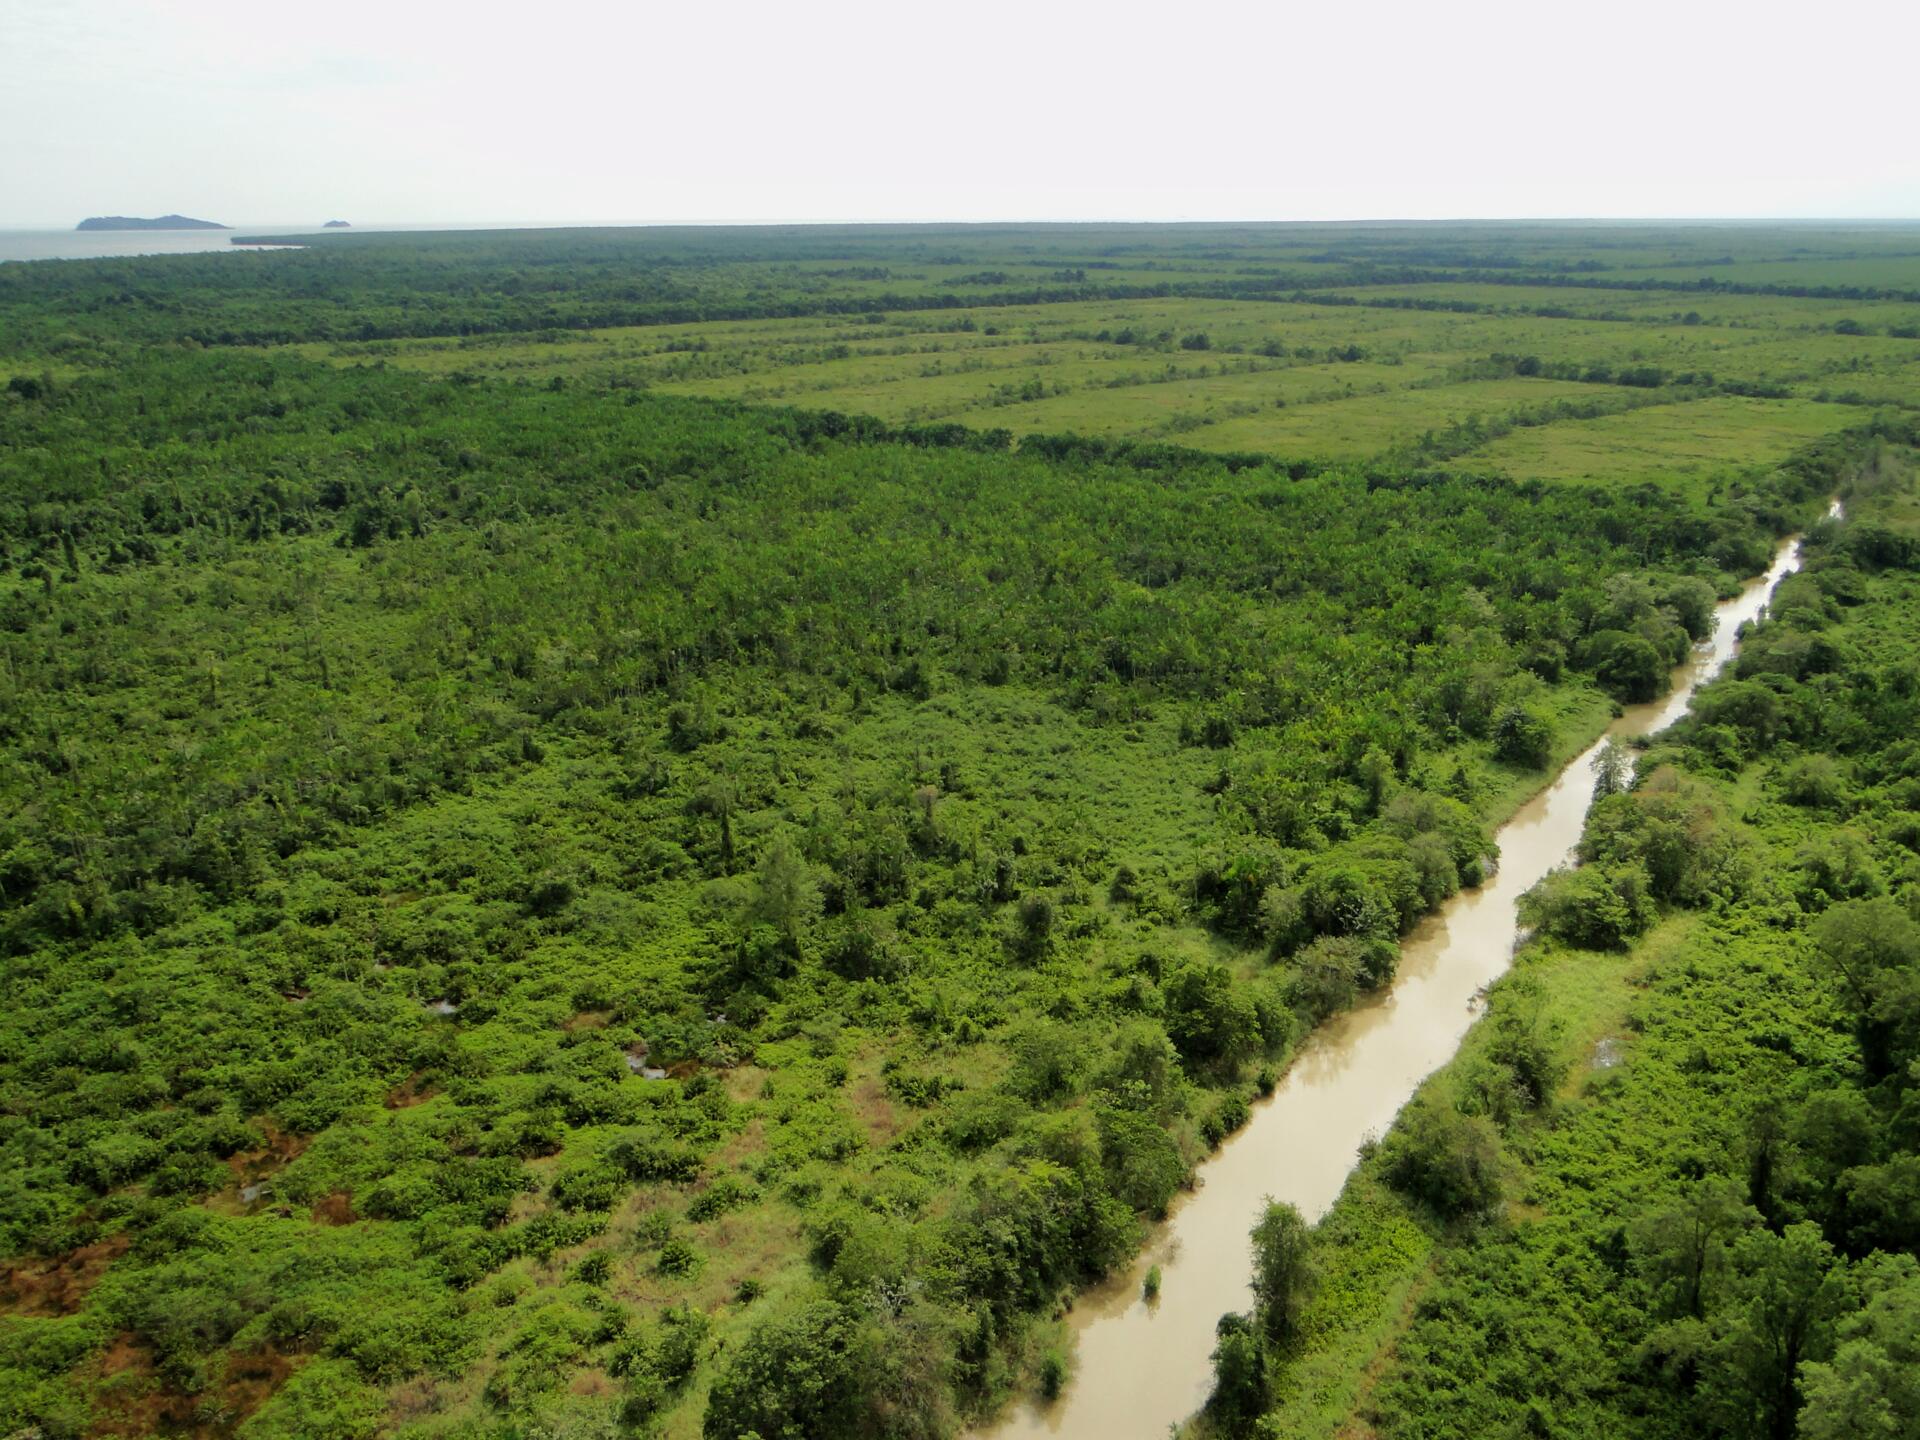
<box><xmin>232</xmin><ymin>225</ymin><xmax>1919</xmax><ymax>486</ymax></box>
<box><xmin>1459</xmin><ymin>395</ymin><xmax>1864</xmax><ymax>485</ymax></box>
<box><xmin>1321</xmin><ymin>282</ymin><xmax>1920</xmax><ymax>330</ymax></box>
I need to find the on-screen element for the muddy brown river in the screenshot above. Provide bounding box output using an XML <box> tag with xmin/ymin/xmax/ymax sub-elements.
<box><xmin>982</xmin><ymin>512</ymin><xmax>1832</xmax><ymax>1440</ymax></box>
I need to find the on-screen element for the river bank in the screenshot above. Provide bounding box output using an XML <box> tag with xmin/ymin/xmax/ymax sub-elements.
<box><xmin>1248</xmin><ymin>474</ymin><xmax>1919</xmax><ymax>1440</ymax></box>
<box><xmin>982</xmin><ymin>511</ymin><xmax>1831</xmax><ymax>1440</ymax></box>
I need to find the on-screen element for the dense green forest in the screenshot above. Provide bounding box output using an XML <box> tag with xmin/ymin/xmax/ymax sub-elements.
<box><xmin>1</xmin><ymin>222</ymin><xmax>1916</xmax><ymax>1440</ymax></box>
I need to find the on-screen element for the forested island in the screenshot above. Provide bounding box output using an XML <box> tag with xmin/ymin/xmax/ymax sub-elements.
<box><xmin>0</xmin><ymin>222</ymin><xmax>1917</xmax><ymax>1440</ymax></box>
<box><xmin>74</xmin><ymin>215</ymin><xmax>229</xmax><ymax>232</ymax></box>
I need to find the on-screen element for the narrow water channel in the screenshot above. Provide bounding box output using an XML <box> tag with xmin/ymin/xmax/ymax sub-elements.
<box><xmin>983</xmin><ymin>510</ymin><xmax>1834</xmax><ymax>1440</ymax></box>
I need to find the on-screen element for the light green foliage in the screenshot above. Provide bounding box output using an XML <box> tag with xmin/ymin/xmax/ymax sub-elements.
<box><xmin>1491</xmin><ymin>702</ymin><xmax>1554</xmax><ymax>769</ymax></box>
<box><xmin>1474</xmin><ymin>974</ymin><xmax>1567</xmax><ymax>1112</ymax></box>
<box><xmin>1579</xmin><ymin>770</ymin><xmax>1750</xmax><ymax>906</ymax></box>
<box><xmin>1694</xmin><ymin>1223</ymin><xmax>1852</xmax><ymax>1440</ymax></box>
<box><xmin>703</xmin><ymin>1293</ymin><xmax>954</xmax><ymax>1440</ymax></box>
<box><xmin>236</xmin><ymin>1358</ymin><xmax>383</xmax><ymax>1440</ymax></box>
<box><xmin>1164</xmin><ymin>962</ymin><xmax>1265</xmax><ymax>1072</ymax></box>
<box><xmin>1208</xmin><ymin>1311</ymin><xmax>1269</xmax><ymax>1437</ymax></box>
<box><xmin>1780</xmin><ymin>753</ymin><xmax>1851</xmax><ymax>809</ymax></box>
<box><xmin>0</xmin><ymin>223</ymin><xmax>1913</xmax><ymax>1438</ymax></box>
<box><xmin>1812</xmin><ymin>897</ymin><xmax>1920</xmax><ymax>1013</ymax></box>
<box><xmin>746</xmin><ymin>836</ymin><xmax>823</xmax><ymax>954</ymax></box>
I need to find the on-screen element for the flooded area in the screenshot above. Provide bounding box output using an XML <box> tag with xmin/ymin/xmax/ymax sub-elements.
<box><xmin>981</xmin><ymin>513</ymin><xmax>1830</xmax><ymax>1440</ymax></box>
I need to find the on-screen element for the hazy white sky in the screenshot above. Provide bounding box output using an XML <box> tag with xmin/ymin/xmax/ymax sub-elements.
<box><xmin>3</xmin><ymin>0</ymin><xmax>1917</xmax><ymax>227</ymax></box>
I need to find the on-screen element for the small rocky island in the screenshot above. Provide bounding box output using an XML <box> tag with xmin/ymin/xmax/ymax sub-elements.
<box><xmin>76</xmin><ymin>215</ymin><xmax>229</xmax><ymax>231</ymax></box>
<box><xmin>323</xmin><ymin>220</ymin><xmax>352</xmax><ymax>228</ymax></box>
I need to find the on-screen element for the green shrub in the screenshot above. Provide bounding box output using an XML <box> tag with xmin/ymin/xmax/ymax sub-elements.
<box><xmin>701</xmin><ymin>1297</ymin><xmax>870</xmax><ymax>1440</ymax></box>
<box><xmin>1379</xmin><ymin>1102</ymin><xmax>1503</xmax><ymax>1219</ymax></box>
<box><xmin>686</xmin><ymin>1174</ymin><xmax>759</xmax><ymax>1222</ymax></box>
<box><xmin>1519</xmin><ymin>861</ymin><xmax>1656</xmax><ymax>949</ymax></box>
<box><xmin>1781</xmin><ymin>754</ymin><xmax>1849</xmax><ymax>809</ymax></box>
<box><xmin>656</xmin><ymin>1237</ymin><xmax>703</xmax><ymax>1277</ymax></box>
<box><xmin>1165</xmin><ymin>963</ymin><xmax>1263</xmax><ymax>1071</ymax></box>
<box><xmin>1207</xmin><ymin>1311</ymin><xmax>1269</xmax><ymax>1436</ymax></box>
<box><xmin>1250</xmin><ymin>1200</ymin><xmax>1316</xmax><ymax>1347</ymax></box>
<box><xmin>1096</xmin><ymin>1104</ymin><xmax>1188</xmax><ymax>1215</ymax></box>
<box><xmin>238</xmin><ymin>1358</ymin><xmax>383</xmax><ymax>1440</ymax></box>
<box><xmin>1492</xmin><ymin>704</ymin><xmax>1554</xmax><ymax>769</ymax></box>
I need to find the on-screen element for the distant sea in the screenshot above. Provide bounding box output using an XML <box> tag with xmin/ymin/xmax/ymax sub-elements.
<box><xmin>0</xmin><ymin>221</ymin><xmax>636</xmax><ymax>264</ymax></box>
<box><xmin>0</xmin><ymin>225</ymin><xmax>326</xmax><ymax>264</ymax></box>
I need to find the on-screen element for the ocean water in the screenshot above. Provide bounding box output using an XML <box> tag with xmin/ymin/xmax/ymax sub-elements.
<box><xmin>0</xmin><ymin>226</ymin><xmax>322</xmax><ymax>264</ymax></box>
<box><xmin>0</xmin><ymin>221</ymin><xmax>630</xmax><ymax>264</ymax></box>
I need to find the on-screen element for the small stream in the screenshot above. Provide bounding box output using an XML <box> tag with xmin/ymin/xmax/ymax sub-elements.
<box><xmin>981</xmin><ymin>508</ymin><xmax>1834</xmax><ymax>1440</ymax></box>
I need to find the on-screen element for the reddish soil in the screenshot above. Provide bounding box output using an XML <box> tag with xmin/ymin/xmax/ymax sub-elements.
<box><xmin>83</xmin><ymin>1336</ymin><xmax>301</xmax><ymax>1438</ymax></box>
<box><xmin>387</xmin><ymin>1373</ymin><xmax>449</xmax><ymax>1425</ymax></box>
<box><xmin>85</xmin><ymin>1333</ymin><xmax>167</xmax><ymax>1439</ymax></box>
<box><xmin>214</xmin><ymin>1120</ymin><xmax>313</xmax><ymax>1212</ymax></box>
<box><xmin>0</xmin><ymin>1231</ymin><xmax>130</xmax><ymax>1316</ymax></box>
<box><xmin>223</xmin><ymin>1122</ymin><xmax>310</xmax><ymax>1184</ymax></box>
<box><xmin>220</xmin><ymin>1345</ymin><xmax>299</xmax><ymax>1420</ymax></box>
<box><xmin>385</xmin><ymin>1070</ymin><xmax>437</xmax><ymax>1108</ymax></box>
<box><xmin>311</xmin><ymin>1191</ymin><xmax>356</xmax><ymax>1225</ymax></box>
<box><xmin>568</xmin><ymin>1368</ymin><xmax>619</xmax><ymax>1400</ymax></box>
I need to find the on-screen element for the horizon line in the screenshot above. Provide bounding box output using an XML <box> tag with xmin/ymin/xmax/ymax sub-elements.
<box><xmin>10</xmin><ymin>214</ymin><xmax>1920</xmax><ymax>234</ymax></box>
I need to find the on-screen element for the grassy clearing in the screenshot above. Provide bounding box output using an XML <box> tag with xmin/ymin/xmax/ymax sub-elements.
<box><xmin>1172</xmin><ymin>378</ymin><xmax>1632</xmax><ymax>459</ymax></box>
<box><xmin>1626</xmin><ymin>254</ymin><xmax>1920</xmax><ymax>290</ymax></box>
<box><xmin>1460</xmin><ymin>395</ymin><xmax>1867</xmax><ymax>484</ymax></box>
<box><xmin>290</xmin><ymin>281</ymin><xmax>1914</xmax><ymax>479</ymax></box>
<box><xmin>1323</xmin><ymin>282</ymin><xmax>1920</xmax><ymax>332</ymax></box>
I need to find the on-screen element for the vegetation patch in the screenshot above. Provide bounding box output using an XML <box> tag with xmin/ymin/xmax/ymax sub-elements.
<box><xmin>2</xmin><ymin>222</ymin><xmax>1916</xmax><ymax>1438</ymax></box>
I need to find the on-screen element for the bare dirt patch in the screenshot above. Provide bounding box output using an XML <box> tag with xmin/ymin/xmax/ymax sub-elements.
<box><xmin>220</xmin><ymin>1345</ymin><xmax>300</xmax><ymax>1422</ymax></box>
<box><xmin>722</xmin><ymin>1064</ymin><xmax>770</xmax><ymax>1102</ymax></box>
<box><xmin>214</xmin><ymin>1120</ymin><xmax>313</xmax><ymax>1210</ymax></box>
<box><xmin>311</xmin><ymin>1190</ymin><xmax>356</xmax><ymax>1225</ymax></box>
<box><xmin>0</xmin><ymin>1231</ymin><xmax>129</xmax><ymax>1315</ymax></box>
<box><xmin>82</xmin><ymin>1335</ymin><xmax>302</xmax><ymax>1438</ymax></box>
<box><xmin>568</xmin><ymin>1367</ymin><xmax>620</xmax><ymax>1400</ymax></box>
<box><xmin>385</xmin><ymin>1070</ymin><xmax>437</xmax><ymax>1108</ymax></box>
<box><xmin>849</xmin><ymin>1075</ymin><xmax>906</xmax><ymax>1146</ymax></box>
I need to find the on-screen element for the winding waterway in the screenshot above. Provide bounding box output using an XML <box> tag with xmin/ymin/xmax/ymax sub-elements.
<box><xmin>983</xmin><ymin>508</ymin><xmax>1836</xmax><ymax>1440</ymax></box>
